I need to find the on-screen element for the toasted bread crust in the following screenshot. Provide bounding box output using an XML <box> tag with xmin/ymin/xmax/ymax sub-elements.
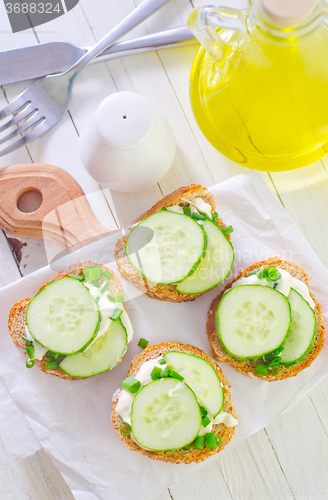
<box><xmin>114</xmin><ymin>184</ymin><xmax>230</xmax><ymax>303</ymax></box>
<box><xmin>8</xmin><ymin>261</ymin><xmax>123</xmax><ymax>380</ymax></box>
<box><xmin>206</xmin><ymin>257</ymin><xmax>325</xmax><ymax>382</ymax></box>
<box><xmin>111</xmin><ymin>341</ymin><xmax>237</xmax><ymax>464</ymax></box>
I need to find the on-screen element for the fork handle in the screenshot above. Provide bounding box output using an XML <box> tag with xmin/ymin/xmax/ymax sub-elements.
<box><xmin>72</xmin><ymin>0</ymin><xmax>172</xmax><ymax>75</ymax></box>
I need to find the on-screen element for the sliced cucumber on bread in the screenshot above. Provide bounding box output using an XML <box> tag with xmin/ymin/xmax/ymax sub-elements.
<box><xmin>26</xmin><ymin>277</ymin><xmax>100</xmax><ymax>355</ymax></box>
<box><xmin>59</xmin><ymin>319</ymin><xmax>128</xmax><ymax>378</ymax></box>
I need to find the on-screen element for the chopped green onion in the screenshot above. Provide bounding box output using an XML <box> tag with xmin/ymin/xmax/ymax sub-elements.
<box><xmin>264</xmin><ymin>352</ymin><xmax>276</xmax><ymax>362</ymax></box>
<box><xmin>26</xmin><ymin>345</ymin><xmax>34</xmax><ymax>359</ymax></box>
<box><xmin>116</xmin><ymin>295</ymin><xmax>124</xmax><ymax>303</ymax></box>
<box><xmin>110</xmin><ymin>308</ymin><xmax>123</xmax><ymax>321</ymax></box>
<box><xmin>82</xmin><ymin>265</ymin><xmax>103</xmax><ymax>281</ymax></box>
<box><xmin>268</xmin><ymin>357</ymin><xmax>282</xmax><ymax>367</ymax></box>
<box><xmin>255</xmin><ymin>363</ymin><xmax>268</xmax><ymax>376</ymax></box>
<box><xmin>170</xmin><ymin>370</ymin><xmax>184</xmax><ymax>381</ymax></box>
<box><xmin>191</xmin><ymin>212</ymin><xmax>207</xmax><ymax>221</ymax></box>
<box><xmin>46</xmin><ymin>360</ymin><xmax>58</xmax><ymax>370</ymax></box>
<box><xmin>69</xmin><ymin>274</ymin><xmax>84</xmax><ymax>281</ymax></box>
<box><xmin>183</xmin><ymin>206</ymin><xmax>192</xmax><ymax>217</ymax></box>
<box><xmin>102</xmin><ymin>270</ymin><xmax>114</xmax><ymax>281</ymax></box>
<box><xmin>92</xmin><ymin>280</ymin><xmax>101</xmax><ymax>288</ymax></box>
<box><xmin>48</xmin><ymin>351</ymin><xmax>60</xmax><ymax>360</ymax></box>
<box><xmin>248</xmin><ymin>269</ymin><xmax>259</xmax><ymax>276</ymax></box>
<box><xmin>212</xmin><ymin>211</ymin><xmax>218</xmax><ymax>222</ymax></box>
<box><xmin>22</xmin><ymin>335</ymin><xmax>33</xmax><ymax>344</ymax></box>
<box><xmin>193</xmin><ymin>436</ymin><xmax>205</xmax><ymax>450</ymax></box>
<box><xmin>182</xmin><ymin>443</ymin><xmax>192</xmax><ymax>451</ymax></box>
<box><xmin>99</xmin><ymin>281</ymin><xmax>109</xmax><ymax>294</ymax></box>
<box><xmin>205</xmin><ymin>432</ymin><xmax>218</xmax><ymax>449</ymax></box>
<box><xmin>257</xmin><ymin>268</ymin><xmax>268</xmax><ymax>279</ymax></box>
<box><xmin>199</xmin><ymin>405</ymin><xmax>208</xmax><ymax>418</ymax></box>
<box><xmin>266</xmin><ymin>266</ymin><xmax>281</xmax><ymax>282</ymax></box>
<box><xmin>202</xmin><ymin>416</ymin><xmax>211</xmax><ymax>428</ymax></box>
<box><xmin>151</xmin><ymin>366</ymin><xmax>162</xmax><ymax>380</ymax></box>
<box><xmin>222</xmin><ymin>225</ymin><xmax>233</xmax><ymax>236</ymax></box>
<box><xmin>273</xmin><ymin>346</ymin><xmax>284</xmax><ymax>356</ymax></box>
<box><xmin>107</xmin><ymin>294</ymin><xmax>116</xmax><ymax>303</ymax></box>
<box><xmin>271</xmin><ymin>364</ymin><xmax>283</xmax><ymax>377</ymax></box>
<box><xmin>119</xmin><ymin>421</ymin><xmax>131</xmax><ymax>435</ymax></box>
<box><xmin>216</xmin><ymin>435</ymin><xmax>222</xmax><ymax>446</ymax></box>
<box><xmin>161</xmin><ymin>206</ymin><xmax>168</xmax><ymax>211</ymax></box>
<box><xmin>158</xmin><ymin>358</ymin><xmax>166</xmax><ymax>365</ymax></box>
<box><xmin>95</xmin><ymin>296</ymin><xmax>100</xmax><ymax>305</ymax></box>
<box><xmin>160</xmin><ymin>365</ymin><xmax>172</xmax><ymax>378</ymax></box>
<box><xmin>137</xmin><ymin>338</ymin><xmax>149</xmax><ymax>349</ymax></box>
<box><xmin>122</xmin><ymin>376</ymin><xmax>141</xmax><ymax>393</ymax></box>
<box><xmin>26</xmin><ymin>358</ymin><xmax>34</xmax><ymax>368</ymax></box>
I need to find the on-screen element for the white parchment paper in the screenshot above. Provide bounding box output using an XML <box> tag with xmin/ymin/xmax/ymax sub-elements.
<box><xmin>1</xmin><ymin>171</ymin><xmax>328</xmax><ymax>500</ymax></box>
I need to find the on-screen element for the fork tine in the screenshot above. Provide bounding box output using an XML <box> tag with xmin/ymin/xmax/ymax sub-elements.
<box><xmin>0</xmin><ymin>113</ymin><xmax>42</xmax><ymax>146</ymax></box>
<box><xmin>0</xmin><ymin>104</ymin><xmax>35</xmax><ymax>133</ymax></box>
<box><xmin>0</xmin><ymin>118</ymin><xmax>47</xmax><ymax>157</ymax></box>
<box><xmin>0</xmin><ymin>95</ymin><xmax>30</xmax><ymax>121</ymax></box>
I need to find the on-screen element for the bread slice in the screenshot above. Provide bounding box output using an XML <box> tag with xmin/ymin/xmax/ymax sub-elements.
<box><xmin>111</xmin><ymin>341</ymin><xmax>237</xmax><ymax>464</ymax></box>
<box><xmin>206</xmin><ymin>257</ymin><xmax>325</xmax><ymax>382</ymax></box>
<box><xmin>114</xmin><ymin>184</ymin><xmax>230</xmax><ymax>303</ymax></box>
<box><xmin>8</xmin><ymin>261</ymin><xmax>123</xmax><ymax>380</ymax></box>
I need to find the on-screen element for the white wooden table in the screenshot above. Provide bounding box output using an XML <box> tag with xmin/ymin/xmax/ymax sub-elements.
<box><xmin>1</xmin><ymin>1</ymin><xmax>328</xmax><ymax>499</ymax></box>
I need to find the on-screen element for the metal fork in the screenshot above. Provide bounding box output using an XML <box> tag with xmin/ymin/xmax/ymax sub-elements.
<box><xmin>0</xmin><ymin>0</ymin><xmax>172</xmax><ymax>158</ymax></box>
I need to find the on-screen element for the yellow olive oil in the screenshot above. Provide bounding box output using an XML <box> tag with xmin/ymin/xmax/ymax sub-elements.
<box><xmin>190</xmin><ymin>23</ymin><xmax>328</xmax><ymax>171</ymax></box>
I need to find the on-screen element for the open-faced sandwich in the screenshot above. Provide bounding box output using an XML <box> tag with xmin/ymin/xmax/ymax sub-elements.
<box><xmin>207</xmin><ymin>257</ymin><xmax>325</xmax><ymax>381</ymax></box>
<box><xmin>114</xmin><ymin>185</ymin><xmax>234</xmax><ymax>302</ymax></box>
<box><xmin>8</xmin><ymin>261</ymin><xmax>133</xmax><ymax>379</ymax></box>
<box><xmin>111</xmin><ymin>341</ymin><xmax>237</xmax><ymax>463</ymax></box>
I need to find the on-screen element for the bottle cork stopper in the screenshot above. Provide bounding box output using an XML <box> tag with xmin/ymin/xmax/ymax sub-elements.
<box><xmin>260</xmin><ymin>0</ymin><xmax>318</xmax><ymax>26</ymax></box>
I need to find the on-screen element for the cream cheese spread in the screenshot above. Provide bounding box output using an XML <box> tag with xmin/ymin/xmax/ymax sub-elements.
<box><xmin>115</xmin><ymin>357</ymin><xmax>238</xmax><ymax>442</ymax></box>
<box><xmin>231</xmin><ymin>267</ymin><xmax>314</xmax><ymax>309</ymax></box>
<box><xmin>166</xmin><ymin>198</ymin><xmax>213</xmax><ymax>219</ymax></box>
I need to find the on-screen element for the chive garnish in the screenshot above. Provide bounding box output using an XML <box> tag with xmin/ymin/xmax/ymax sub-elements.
<box><xmin>99</xmin><ymin>281</ymin><xmax>109</xmax><ymax>294</ymax></box>
<box><xmin>160</xmin><ymin>365</ymin><xmax>172</xmax><ymax>378</ymax></box>
<box><xmin>26</xmin><ymin>345</ymin><xmax>34</xmax><ymax>359</ymax></box>
<box><xmin>91</xmin><ymin>280</ymin><xmax>100</xmax><ymax>288</ymax></box>
<box><xmin>116</xmin><ymin>295</ymin><xmax>124</xmax><ymax>303</ymax></box>
<box><xmin>271</xmin><ymin>364</ymin><xmax>283</xmax><ymax>377</ymax></box>
<box><xmin>46</xmin><ymin>360</ymin><xmax>58</xmax><ymax>370</ymax></box>
<box><xmin>257</xmin><ymin>266</ymin><xmax>281</xmax><ymax>282</ymax></box>
<box><xmin>191</xmin><ymin>212</ymin><xmax>207</xmax><ymax>221</ymax></box>
<box><xmin>161</xmin><ymin>207</ymin><xmax>168</xmax><ymax>211</ymax></box>
<box><xmin>119</xmin><ymin>421</ymin><xmax>131</xmax><ymax>435</ymax></box>
<box><xmin>110</xmin><ymin>308</ymin><xmax>123</xmax><ymax>321</ymax></box>
<box><xmin>183</xmin><ymin>206</ymin><xmax>192</xmax><ymax>217</ymax></box>
<box><xmin>273</xmin><ymin>346</ymin><xmax>284</xmax><ymax>356</ymax></box>
<box><xmin>151</xmin><ymin>366</ymin><xmax>162</xmax><ymax>380</ymax></box>
<box><xmin>193</xmin><ymin>436</ymin><xmax>205</xmax><ymax>450</ymax></box>
<box><xmin>170</xmin><ymin>370</ymin><xmax>184</xmax><ymax>381</ymax></box>
<box><xmin>95</xmin><ymin>296</ymin><xmax>100</xmax><ymax>305</ymax></box>
<box><xmin>205</xmin><ymin>432</ymin><xmax>218</xmax><ymax>449</ymax></box>
<box><xmin>122</xmin><ymin>376</ymin><xmax>141</xmax><ymax>393</ymax></box>
<box><xmin>255</xmin><ymin>363</ymin><xmax>268</xmax><ymax>376</ymax></box>
<box><xmin>182</xmin><ymin>443</ymin><xmax>192</xmax><ymax>451</ymax></box>
<box><xmin>158</xmin><ymin>358</ymin><xmax>166</xmax><ymax>365</ymax></box>
<box><xmin>199</xmin><ymin>405</ymin><xmax>208</xmax><ymax>418</ymax></box>
<box><xmin>48</xmin><ymin>351</ymin><xmax>60</xmax><ymax>360</ymax></box>
<box><xmin>137</xmin><ymin>338</ymin><xmax>149</xmax><ymax>349</ymax></box>
<box><xmin>216</xmin><ymin>435</ymin><xmax>222</xmax><ymax>446</ymax></box>
<box><xmin>102</xmin><ymin>270</ymin><xmax>114</xmax><ymax>281</ymax></box>
<box><xmin>26</xmin><ymin>358</ymin><xmax>34</xmax><ymax>368</ymax></box>
<box><xmin>248</xmin><ymin>269</ymin><xmax>259</xmax><ymax>276</ymax></box>
<box><xmin>69</xmin><ymin>274</ymin><xmax>84</xmax><ymax>281</ymax></box>
<box><xmin>107</xmin><ymin>293</ymin><xmax>124</xmax><ymax>304</ymax></box>
<box><xmin>268</xmin><ymin>357</ymin><xmax>281</xmax><ymax>367</ymax></box>
<box><xmin>202</xmin><ymin>416</ymin><xmax>211</xmax><ymax>428</ymax></box>
<box><xmin>22</xmin><ymin>335</ymin><xmax>33</xmax><ymax>344</ymax></box>
<box><xmin>222</xmin><ymin>225</ymin><xmax>233</xmax><ymax>236</ymax></box>
<box><xmin>212</xmin><ymin>211</ymin><xmax>218</xmax><ymax>222</ymax></box>
<box><xmin>83</xmin><ymin>265</ymin><xmax>103</xmax><ymax>281</ymax></box>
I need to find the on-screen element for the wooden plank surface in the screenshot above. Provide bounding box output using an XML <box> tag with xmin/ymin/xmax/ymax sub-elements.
<box><xmin>0</xmin><ymin>0</ymin><xmax>328</xmax><ymax>498</ymax></box>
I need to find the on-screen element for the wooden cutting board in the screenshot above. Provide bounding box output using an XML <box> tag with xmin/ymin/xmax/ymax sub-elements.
<box><xmin>0</xmin><ymin>164</ymin><xmax>111</xmax><ymax>251</ymax></box>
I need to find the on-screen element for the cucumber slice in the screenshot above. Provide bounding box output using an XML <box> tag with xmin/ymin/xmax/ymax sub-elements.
<box><xmin>216</xmin><ymin>285</ymin><xmax>291</xmax><ymax>360</ymax></box>
<box><xmin>163</xmin><ymin>351</ymin><xmax>224</xmax><ymax>417</ymax></box>
<box><xmin>176</xmin><ymin>219</ymin><xmax>234</xmax><ymax>294</ymax></box>
<box><xmin>26</xmin><ymin>277</ymin><xmax>100</xmax><ymax>355</ymax></box>
<box><xmin>131</xmin><ymin>378</ymin><xmax>201</xmax><ymax>451</ymax></box>
<box><xmin>280</xmin><ymin>288</ymin><xmax>317</xmax><ymax>365</ymax></box>
<box><xmin>126</xmin><ymin>211</ymin><xmax>207</xmax><ymax>284</ymax></box>
<box><xmin>59</xmin><ymin>319</ymin><xmax>128</xmax><ymax>377</ymax></box>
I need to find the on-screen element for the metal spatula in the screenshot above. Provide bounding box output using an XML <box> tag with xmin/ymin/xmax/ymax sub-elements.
<box><xmin>0</xmin><ymin>26</ymin><xmax>195</xmax><ymax>86</ymax></box>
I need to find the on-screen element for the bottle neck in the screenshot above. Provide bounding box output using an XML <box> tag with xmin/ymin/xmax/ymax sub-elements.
<box><xmin>249</xmin><ymin>0</ymin><xmax>328</xmax><ymax>39</ymax></box>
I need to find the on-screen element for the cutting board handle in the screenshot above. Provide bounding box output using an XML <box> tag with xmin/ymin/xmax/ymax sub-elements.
<box><xmin>0</xmin><ymin>164</ymin><xmax>111</xmax><ymax>251</ymax></box>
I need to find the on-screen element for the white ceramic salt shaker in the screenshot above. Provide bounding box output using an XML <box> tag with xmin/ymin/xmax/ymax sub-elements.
<box><xmin>79</xmin><ymin>92</ymin><xmax>176</xmax><ymax>192</ymax></box>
